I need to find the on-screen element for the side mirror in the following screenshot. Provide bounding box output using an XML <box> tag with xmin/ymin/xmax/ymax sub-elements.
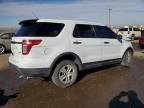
<box><xmin>117</xmin><ymin>35</ymin><xmax>122</xmax><ymax>40</ymax></box>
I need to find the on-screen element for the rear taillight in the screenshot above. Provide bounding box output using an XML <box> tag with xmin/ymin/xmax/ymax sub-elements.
<box><xmin>128</xmin><ymin>31</ymin><xmax>130</xmax><ymax>34</ymax></box>
<box><xmin>22</xmin><ymin>40</ymin><xmax>42</xmax><ymax>55</ymax></box>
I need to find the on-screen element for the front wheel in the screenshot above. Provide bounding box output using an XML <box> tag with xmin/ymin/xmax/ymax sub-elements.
<box><xmin>121</xmin><ymin>50</ymin><xmax>132</xmax><ymax>67</ymax></box>
<box><xmin>52</xmin><ymin>60</ymin><xmax>78</xmax><ymax>88</ymax></box>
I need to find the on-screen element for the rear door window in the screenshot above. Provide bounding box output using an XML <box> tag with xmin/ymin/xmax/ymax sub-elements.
<box><xmin>15</xmin><ymin>22</ymin><xmax>65</xmax><ymax>37</ymax></box>
<box><xmin>73</xmin><ymin>24</ymin><xmax>96</xmax><ymax>38</ymax></box>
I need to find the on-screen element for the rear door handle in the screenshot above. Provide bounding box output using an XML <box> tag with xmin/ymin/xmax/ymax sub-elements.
<box><xmin>104</xmin><ymin>42</ymin><xmax>110</xmax><ymax>44</ymax></box>
<box><xmin>73</xmin><ymin>41</ymin><xmax>82</xmax><ymax>44</ymax></box>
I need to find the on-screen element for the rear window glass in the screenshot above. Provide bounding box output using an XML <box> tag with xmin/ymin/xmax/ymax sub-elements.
<box><xmin>15</xmin><ymin>22</ymin><xmax>65</xmax><ymax>37</ymax></box>
<box><xmin>119</xmin><ymin>28</ymin><xmax>128</xmax><ymax>31</ymax></box>
<box><xmin>129</xmin><ymin>28</ymin><xmax>132</xmax><ymax>31</ymax></box>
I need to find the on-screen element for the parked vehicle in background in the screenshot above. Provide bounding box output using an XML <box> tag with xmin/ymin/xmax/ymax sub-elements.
<box><xmin>118</xmin><ymin>26</ymin><xmax>141</xmax><ymax>41</ymax></box>
<box><xmin>9</xmin><ymin>19</ymin><xmax>133</xmax><ymax>88</ymax></box>
<box><xmin>139</xmin><ymin>35</ymin><xmax>144</xmax><ymax>49</ymax></box>
<box><xmin>0</xmin><ymin>33</ymin><xmax>14</xmax><ymax>54</ymax></box>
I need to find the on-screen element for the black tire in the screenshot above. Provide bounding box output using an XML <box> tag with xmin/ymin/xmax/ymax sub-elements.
<box><xmin>52</xmin><ymin>60</ymin><xmax>78</xmax><ymax>88</ymax></box>
<box><xmin>0</xmin><ymin>44</ymin><xmax>6</xmax><ymax>54</ymax></box>
<box><xmin>121</xmin><ymin>50</ymin><xmax>132</xmax><ymax>67</ymax></box>
<box><xmin>140</xmin><ymin>45</ymin><xmax>144</xmax><ymax>49</ymax></box>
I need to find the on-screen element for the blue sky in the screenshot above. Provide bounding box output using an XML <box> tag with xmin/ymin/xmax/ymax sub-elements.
<box><xmin>0</xmin><ymin>0</ymin><xmax>144</xmax><ymax>27</ymax></box>
<box><xmin>0</xmin><ymin>0</ymin><xmax>78</xmax><ymax>3</ymax></box>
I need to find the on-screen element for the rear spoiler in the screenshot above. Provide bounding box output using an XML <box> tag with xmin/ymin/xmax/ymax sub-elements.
<box><xmin>19</xmin><ymin>19</ymin><xmax>38</xmax><ymax>25</ymax></box>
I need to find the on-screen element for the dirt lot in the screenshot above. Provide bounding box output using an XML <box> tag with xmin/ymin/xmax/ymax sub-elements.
<box><xmin>0</xmin><ymin>42</ymin><xmax>144</xmax><ymax>108</ymax></box>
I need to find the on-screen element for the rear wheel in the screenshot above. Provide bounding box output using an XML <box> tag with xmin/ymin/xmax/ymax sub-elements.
<box><xmin>140</xmin><ymin>45</ymin><xmax>144</xmax><ymax>49</ymax></box>
<box><xmin>131</xmin><ymin>35</ymin><xmax>135</xmax><ymax>41</ymax></box>
<box><xmin>121</xmin><ymin>50</ymin><xmax>132</xmax><ymax>66</ymax></box>
<box><xmin>0</xmin><ymin>45</ymin><xmax>6</xmax><ymax>54</ymax></box>
<box><xmin>52</xmin><ymin>60</ymin><xmax>78</xmax><ymax>88</ymax></box>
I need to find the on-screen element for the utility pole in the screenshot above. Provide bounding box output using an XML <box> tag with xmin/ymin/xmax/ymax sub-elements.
<box><xmin>108</xmin><ymin>8</ymin><xmax>112</xmax><ymax>27</ymax></box>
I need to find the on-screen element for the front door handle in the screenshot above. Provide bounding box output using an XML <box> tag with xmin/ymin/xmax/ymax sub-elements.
<box><xmin>73</xmin><ymin>41</ymin><xmax>82</xmax><ymax>44</ymax></box>
<box><xmin>104</xmin><ymin>42</ymin><xmax>110</xmax><ymax>44</ymax></box>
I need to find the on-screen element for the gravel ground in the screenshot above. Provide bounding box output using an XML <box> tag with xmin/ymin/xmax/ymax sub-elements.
<box><xmin>0</xmin><ymin>41</ymin><xmax>144</xmax><ymax>108</ymax></box>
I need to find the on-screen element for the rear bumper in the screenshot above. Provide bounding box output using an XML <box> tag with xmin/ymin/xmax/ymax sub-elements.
<box><xmin>9</xmin><ymin>62</ymin><xmax>51</xmax><ymax>77</ymax></box>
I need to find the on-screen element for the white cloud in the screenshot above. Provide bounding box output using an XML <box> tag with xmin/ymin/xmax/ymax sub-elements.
<box><xmin>0</xmin><ymin>0</ymin><xmax>144</xmax><ymax>25</ymax></box>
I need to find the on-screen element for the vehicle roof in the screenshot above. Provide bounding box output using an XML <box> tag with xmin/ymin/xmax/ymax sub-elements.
<box><xmin>37</xmin><ymin>19</ymin><xmax>105</xmax><ymax>26</ymax></box>
<box><xmin>120</xmin><ymin>26</ymin><xmax>138</xmax><ymax>28</ymax></box>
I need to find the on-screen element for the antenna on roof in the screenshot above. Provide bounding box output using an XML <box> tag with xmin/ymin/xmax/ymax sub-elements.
<box><xmin>32</xmin><ymin>12</ymin><xmax>39</xmax><ymax>19</ymax></box>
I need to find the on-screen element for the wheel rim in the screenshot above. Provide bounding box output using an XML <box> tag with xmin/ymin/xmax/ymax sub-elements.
<box><xmin>0</xmin><ymin>45</ymin><xmax>5</xmax><ymax>54</ymax></box>
<box><xmin>59</xmin><ymin>65</ymin><xmax>75</xmax><ymax>84</ymax></box>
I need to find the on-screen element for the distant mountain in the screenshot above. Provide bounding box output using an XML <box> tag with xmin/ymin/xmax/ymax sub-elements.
<box><xmin>0</xmin><ymin>27</ymin><xmax>16</xmax><ymax>33</ymax></box>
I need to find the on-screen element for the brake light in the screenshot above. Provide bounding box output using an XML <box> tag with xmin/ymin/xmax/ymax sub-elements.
<box><xmin>22</xmin><ymin>40</ymin><xmax>42</xmax><ymax>55</ymax></box>
<box><xmin>128</xmin><ymin>31</ymin><xmax>130</xmax><ymax>34</ymax></box>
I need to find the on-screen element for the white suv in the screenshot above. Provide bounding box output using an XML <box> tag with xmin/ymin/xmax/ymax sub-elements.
<box><xmin>9</xmin><ymin>19</ymin><xmax>133</xmax><ymax>88</ymax></box>
<box><xmin>118</xmin><ymin>26</ymin><xmax>141</xmax><ymax>40</ymax></box>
